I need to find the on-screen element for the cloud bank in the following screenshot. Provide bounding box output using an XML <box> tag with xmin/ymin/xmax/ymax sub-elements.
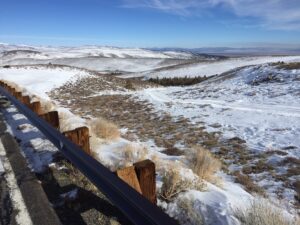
<box><xmin>122</xmin><ymin>0</ymin><xmax>300</xmax><ymax>30</ymax></box>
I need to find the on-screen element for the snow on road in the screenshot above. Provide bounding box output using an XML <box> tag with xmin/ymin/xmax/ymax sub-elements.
<box><xmin>145</xmin><ymin>55</ymin><xmax>300</xmax><ymax>78</ymax></box>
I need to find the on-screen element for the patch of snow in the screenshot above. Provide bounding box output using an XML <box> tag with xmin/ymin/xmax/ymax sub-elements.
<box><xmin>0</xmin><ymin>67</ymin><xmax>90</xmax><ymax>99</ymax></box>
<box><xmin>0</xmin><ymin>141</ymin><xmax>33</xmax><ymax>225</ymax></box>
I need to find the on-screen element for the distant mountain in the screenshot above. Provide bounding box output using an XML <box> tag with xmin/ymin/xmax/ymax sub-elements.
<box><xmin>0</xmin><ymin>44</ymin><xmax>206</xmax><ymax>60</ymax></box>
<box><xmin>150</xmin><ymin>47</ymin><xmax>300</xmax><ymax>56</ymax></box>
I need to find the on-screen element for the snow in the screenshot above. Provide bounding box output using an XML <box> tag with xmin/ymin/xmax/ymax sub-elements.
<box><xmin>0</xmin><ymin>157</ymin><xmax>4</xmax><ymax>174</ymax></box>
<box><xmin>136</xmin><ymin>64</ymin><xmax>300</xmax><ymax>154</ymax></box>
<box><xmin>1</xmin><ymin>55</ymin><xmax>299</xmax><ymax>224</ymax></box>
<box><xmin>174</xmin><ymin>178</ymin><xmax>252</xmax><ymax>225</ymax></box>
<box><xmin>0</xmin><ymin>141</ymin><xmax>33</xmax><ymax>225</ymax></box>
<box><xmin>0</xmin><ymin>67</ymin><xmax>90</xmax><ymax>99</ymax></box>
<box><xmin>135</xmin><ymin>63</ymin><xmax>300</xmax><ymax>209</ymax></box>
<box><xmin>142</xmin><ymin>56</ymin><xmax>300</xmax><ymax>79</ymax></box>
<box><xmin>0</xmin><ymin>44</ymin><xmax>195</xmax><ymax>60</ymax></box>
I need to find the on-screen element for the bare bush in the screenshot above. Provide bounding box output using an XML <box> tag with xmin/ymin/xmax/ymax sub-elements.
<box><xmin>58</xmin><ymin>110</ymin><xmax>86</xmax><ymax>132</ymax></box>
<box><xmin>40</xmin><ymin>99</ymin><xmax>56</xmax><ymax>113</ymax></box>
<box><xmin>186</xmin><ymin>146</ymin><xmax>221</xmax><ymax>183</ymax></box>
<box><xmin>235</xmin><ymin>198</ymin><xmax>300</xmax><ymax>225</ymax></box>
<box><xmin>160</xmin><ymin>165</ymin><xmax>205</xmax><ymax>201</ymax></box>
<box><xmin>90</xmin><ymin>118</ymin><xmax>120</xmax><ymax>140</ymax></box>
<box><xmin>174</xmin><ymin>197</ymin><xmax>204</xmax><ymax>225</ymax></box>
<box><xmin>121</xmin><ymin>143</ymin><xmax>147</xmax><ymax>167</ymax></box>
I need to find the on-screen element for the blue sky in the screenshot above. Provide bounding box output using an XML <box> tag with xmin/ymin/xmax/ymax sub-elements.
<box><xmin>0</xmin><ymin>0</ymin><xmax>300</xmax><ymax>48</ymax></box>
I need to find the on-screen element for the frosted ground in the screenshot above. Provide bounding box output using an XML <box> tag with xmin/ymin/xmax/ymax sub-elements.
<box><xmin>0</xmin><ymin>45</ymin><xmax>300</xmax><ymax>224</ymax></box>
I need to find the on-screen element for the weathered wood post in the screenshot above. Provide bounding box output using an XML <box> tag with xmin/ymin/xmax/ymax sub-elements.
<box><xmin>134</xmin><ymin>160</ymin><xmax>156</xmax><ymax>204</ymax></box>
<box><xmin>30</xmin><ymin>101</ymin><xmax>42</xmax><ymax>115</ymax></box>
<box><xmin>39</xmin><ymin>111</ymin><xmax>60</xmax><ymax>129</ymax></box>
<box><xmin>76</xmin><ymin>127</ymin><xmax>90</xmax><ymax>155</ymax></box>
<box><xmin>116</xmin><ymin>166</ymin><xmax>142</xmax><ymax>194</ymax></box>
<box><xmin>63</xmin><ymin>127</ymin><xmax>91</xmax><ymax>155</ymax></box>
<box><xmin>15</xmin><ymin>92</ymin><xmax>22</xmax><ymax>101</ymax></box>
<box><xmin>116</xmin><ymin>159</ymin><xmax>157</xmax><ymax>204</ymax></box>
<box><xmin>21</xmin><ymin>96</ymin><xmax>31</xmax><ymax>107</ymax></box>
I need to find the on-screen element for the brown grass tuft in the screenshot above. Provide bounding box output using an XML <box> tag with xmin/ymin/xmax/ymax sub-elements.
<box><xmin>234</xmin><ymin>198</ymin><xmax>299</xmax><ymax>225</ymax></box>
<box><xmin>160</xmin><ymin>165</ymin><xmax>205</xmax><ymax>201</ymax></box>
<box><xmin>233</xmin><ymin>171</ymin><xmax>265</xmax><ymax>195</ymax></box>
<box><xmin>174</xmin><ymin>197</ymin><xmax>204</xmax><ymax>225</ymax></box>
<box><xmin>122</xmin><ymin>143</ymin><xmax>147</xmax><ymax>167</ymax></box>
<box><xmin>90</xmin><ymin>118</ymin><xmax>120</xmax><ymax>140</ymax></box>
<box><xmin>186</xmin><ymin>146</ymin><xmax>222</xmax><ymax>183</ymax></box>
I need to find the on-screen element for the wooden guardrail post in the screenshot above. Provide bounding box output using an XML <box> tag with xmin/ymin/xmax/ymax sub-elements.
<box><xmin>63</xmin><ymin>127</ymin><xmax>91</xmax><ymax>155</ymax></box>
<box><xmin>134</xmin><ymin>160</ymin><xmax>156</xmax><ymax>204</ymax></box>
<box><xmin>116</xmin><ymin>159</ymin><xmax>156</xmax><ymax>204</ymax></box>
<box><xmin>15</xmin><ymin>92</ymin><xmax>22</xmax><ymax>101</ymax></box>
<box><xmin>76</xmin><ymin>127</ymin><xmax>90</xmax><ymax>155</ymax></box>
<box><xmin>30</xmin><ymin>101</ymin><xmax>42</xmax><ymax>115</ymax></box>
<box><xmin>21</xmin><ymin>96</ymin><xmax>31</xmax><ymax>107</ymax></box>
<box><xmin>116</xmin><ymin>166</ymin><xmax>142</xmax><ymax>194</ymax></box>
<box><xmin>39</xmin><ymin>111</ymin><xmax>60</xmax><ymax>129</ymax></box>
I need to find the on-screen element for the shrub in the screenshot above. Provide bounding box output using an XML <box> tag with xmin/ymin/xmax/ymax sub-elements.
<box><xmin>160</xmin><ymin>165</ymin><xmax>204</xmax><ymax>201</ymax></box>
<box><xmin>148</xmin><ymin>76</ymin><xmax>209</xmax><ymax>87</ymax></box>
<box><xmin>90</xmin><ymin>118</ymin><xmax>120</xmax><ymax>140</ymax></box>
<box><xmin>122</xmin><ymin>143</ymin><xmax>147</xmax><ymax>166</ymax></box>
<box><xmin>3</xmin><ymin>65</ymin><xmax>10</xmax><ymax>68</ymax></box>
<box><xmin>174</xmin><ymin>197</ymin><xmax>204</xmax><ymax>225</ymax></box>
<box><xmin>234</xmin><ymin>198</ymin><xmax>299</xmax><ymax>225</ymax></box>
<box><xmin>186</xmin><ymin>146</ymin><xmax>221</xmax><ymax>182</ymax></box>
<box><xmin>233</xmin><ymin>171</ymin><xmax>265</xmax><ymax>195</ymax></box>
<box><xmin>124</xmin><ymin>80</ymin><xmax>135</xmax><ymax>90</ymax></box>
<box><xmin>40</xmin><ymin>99</ymin><xmax>56</xmax><ymax>114</ymax></box>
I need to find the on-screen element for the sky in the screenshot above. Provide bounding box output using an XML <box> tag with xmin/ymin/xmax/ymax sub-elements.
<box><xmin>0</xmin><ymin>0</ymin><xmax>300</xmax><ymax>48</ymax></box>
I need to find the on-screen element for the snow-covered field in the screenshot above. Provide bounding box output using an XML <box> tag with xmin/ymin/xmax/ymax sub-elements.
<box><xmin>138</xmin><ymin>55</ymin><xmax>300</xmax><ymax>79</ymax></box>
<box><xmin>137</xmin><ymin>64</ymin><xmax>300</xmax><ymax>154</ymax></box>
<box><xmin>0</xmin><ymin>67</ymin><xmax>89</xmax><ymax>99</ymax></box>
<box><xmin>1</xmin><ymin>45</ymin><xmax>300</xmax><ymax>224</ymax></box>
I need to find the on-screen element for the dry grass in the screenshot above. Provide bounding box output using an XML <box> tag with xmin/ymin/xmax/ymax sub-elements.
<box><xmin>122</xmin><ymin>143</ymin><xmax>147</xmax><ymax>167</ymax></box>
<box><xmin>186</xmin><ymin>146</ymin><xmax>222</xmax><ymax>183</ymax></box>
<box><xmin>40</xmin><ymin>99</ymin><xmax>56</xmax><ymax>114</ymax></box>
<box><xmin>90</xmin><ymin>118</ymin><xmax>120</xmax><ymax>140</ymax></box>
<box><xmin>160</xmin><ymin>165</ymin><xmax>205</xmax><ymax>201</ymax></box>
<box><xmin>234</xmin><ymin>198</ymin><xmax>300</xmax><ymax>225</ymax></box>
<box><xmin>174</xmin><ymin>197</ymin><xmax>204</xmax><ymax>225</ymax></box>
<box><xmin>233</xmin><ymin>171</ymin><xmax>265</xmax><ymax>196</ymax></box>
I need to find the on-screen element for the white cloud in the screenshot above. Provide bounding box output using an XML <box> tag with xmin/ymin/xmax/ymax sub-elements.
<box><xmin>122</xmin><ymin>0</ymin><xmax>300</xmax><ymax>30</ymax></box>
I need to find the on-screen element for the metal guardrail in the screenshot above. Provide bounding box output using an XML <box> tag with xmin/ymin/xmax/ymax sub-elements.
<box><xmin>0</xmin><ymin>86</ymin><xmax>178</xmax><ymax>225</ymax></box>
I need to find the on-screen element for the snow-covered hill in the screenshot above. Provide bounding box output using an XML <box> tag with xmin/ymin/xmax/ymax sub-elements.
<box><xmin>0</xmin><ymin>44</ymin><xmax>199</xmax><ymax>60</ymax></box>
<box><xmin>136</xmin><ymin>63</ymin><xmax>300</xmax><ymax>210</ymax></box>
<box><xmin>0</xmin><ymin>44</ymin><xmax>217</xmax><ymax>73</ymax></box>
<box><xmin>137</xmin><ymin>56</ymin><xmax>300</xmax><ymax>79</ymax></box>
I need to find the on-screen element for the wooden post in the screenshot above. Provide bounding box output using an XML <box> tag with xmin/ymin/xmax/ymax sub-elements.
<box><xmin>21</xmin><ymin>96</ymin><xmax>31</xmax><ymax>107</ymax></box>
<box><xmin>30</xmin><ymin>101</ymin><xmax>42</xmax><ymax>115</ymax></box>
<box><xmin>15</xmin><ymin>92</ymin><xmax>22</xmax><ymax>101</ymax></box>
<box><xmin>134</xmin><ymin>160</ymin><xmax>156</xmax><ymax>204</ymax></box>
<box><xmin>116</xmin><ymin>166</ymin><xmax>142</xmax><ymax>194</ymax></box>
<box><xmin>76</xmin><ymin>127</ymin><xmax>90</xmax><ymax>155</ymax></box>
<box><xmin>63</xmin><ymin>129</ymin><xmax>79</xmax><ymax>145</ymax></box>
<box><xmin>63</xmin><ymin>127</ymin><xmax>90</xmax><ymax>155</ymax></box>
<box><xmin>39</xmin><ymin>111</ymin><xmax>60</xmax><ymax>129</ymax></box>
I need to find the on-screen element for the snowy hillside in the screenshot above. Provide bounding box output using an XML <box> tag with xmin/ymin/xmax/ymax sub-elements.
<box><xmin>0</xmin><ymin>44</ymin><xmax>215</xmax><ymax>73</ymax></box>
<box><xmin>1</xmin><ymin>63</ymin><xmax>299</xmax><ymax>224</ymax></box>
<box><xmin>0</xmin><ymin>44</ymin><xmax>198</xmax><ymax>60</ymax></box>
<box><xmin>136</xmin><ymin>62</ymin><xmax>300</xmax><ymax>209</ymax></box>
<box><xmin>140</xmin><ymin>56</ymin><xmax>300</xmax><ymax>79</ymax></box>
